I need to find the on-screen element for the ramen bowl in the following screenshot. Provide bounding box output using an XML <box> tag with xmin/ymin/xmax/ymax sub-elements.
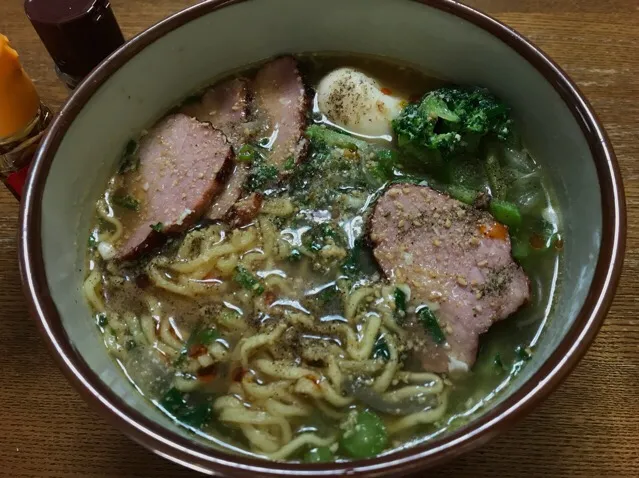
<box><xmin>19</xmin><ymin>0</ymin><xmax>625</xmax><ymax>475</ymax></box>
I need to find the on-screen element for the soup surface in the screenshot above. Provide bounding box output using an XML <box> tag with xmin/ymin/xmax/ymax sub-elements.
<box><xmin>84</xmin><ymin>54</ymin><xmax>562</xmax><ymax>461</ymax></box>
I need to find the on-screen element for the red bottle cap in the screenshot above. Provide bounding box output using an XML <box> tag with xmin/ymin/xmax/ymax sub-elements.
<box><xmin>24</xmin><ymin>0</ymin><xmax>125</xmax><ymax>87</ymax></box>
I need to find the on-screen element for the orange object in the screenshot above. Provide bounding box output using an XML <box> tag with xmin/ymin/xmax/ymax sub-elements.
<box><xmin>479</xmin><ymin>222</ymin><xmax>509</xmax><ymax>241</ymax></box>
<box><xmin>0</xmin><ymin>34</ymin><xmax>40</xmax><ymax>139</ymax></box>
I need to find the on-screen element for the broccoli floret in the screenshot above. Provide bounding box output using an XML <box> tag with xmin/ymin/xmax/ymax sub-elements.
<box><xmin>392</xmin><ymin>86</ymin><xmax>513</xmax><ymax>158</ymax></box>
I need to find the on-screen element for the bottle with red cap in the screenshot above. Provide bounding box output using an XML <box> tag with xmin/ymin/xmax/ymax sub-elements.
<box><xmin>0</xmin><ymin>34</ymin><xmax>53</xmax><ymax>199</ymax></box>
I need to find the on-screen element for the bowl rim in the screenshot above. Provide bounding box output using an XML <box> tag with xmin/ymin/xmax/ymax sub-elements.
<box><xmin>19</xmin><ymin>0</ymin><xmax>626</xmax><ymax>475</ymax></box>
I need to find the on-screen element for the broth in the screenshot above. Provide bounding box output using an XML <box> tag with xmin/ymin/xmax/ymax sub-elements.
<box><xmin>84</xmin><ymin>53</ymin><xmax>561</xmax><ymax>461</ymax></box>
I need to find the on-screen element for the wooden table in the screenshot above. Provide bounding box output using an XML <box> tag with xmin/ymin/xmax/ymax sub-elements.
<box><xmin>1</xmin><ymin>1</ymin><xmax>638</xmax><ymax>476</ymax></box>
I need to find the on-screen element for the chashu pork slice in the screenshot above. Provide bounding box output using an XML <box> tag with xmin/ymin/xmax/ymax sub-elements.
<box><xmin>115</xmin><ymin>113</ymin><xmax>233</xmax><ymax>260</ymax></box>
<box><xmin>369</xmin><ymin>184</ymin><xmax>530</xmax><ymax>373</ymax></box>
<box><xmin>253</xmin><ymin>56</ymin><xmax>308</xmax><ymax>171</ymax></box>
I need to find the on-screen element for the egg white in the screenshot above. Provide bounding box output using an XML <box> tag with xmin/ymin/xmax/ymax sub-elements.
<box><xmin>316</xmin><ymin>68</ymin><xmax>405</xmax><ymax>138</ymax></box>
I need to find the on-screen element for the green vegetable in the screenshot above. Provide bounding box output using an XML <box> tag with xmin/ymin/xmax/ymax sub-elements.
<box><xmin>304</xmin><ymin>446</ymin><xmax>334</xmax><ymax>463</ymax></box>
<box><xmin>150</xmin><ymin>222</ymin><xmax>164</xmax><ymax>232</ymax></box>
<box><xmin>303</xmin><ymin>223</ymin><xmax>344</xmax><ymax>254</ymax></box>
<box><xmin>494</xmin><ymin>353</ymin><xmax>506</xmax><ymax>370</ymax></box>
<box><xmin>246</xmin><ymin>157</ymin><xmax>278</xmax><ymax>192</ymax></box>
<box><xmin>234</xmin><ymin>266</ymin><xmax>264</xmax><ymax>295</ymax></box>
<box><xmin>392</xmin><ymin>86</ymin><xmax>513</xmax><ymax>159</ymax></box>
<box><xmin>305</xmin><ymin>124</ymin><xmax>369</xmax><ymax>151</ymax></box>
<box><xmin>237</xmin><ymin>143</ymin><xmax>258</xmax><ymax>163</ymax></box>
<box><xmin>489</xmin><ymin>199</ymin><xmax>522</xmax><ymax>228</ymax></box>
<box><xmin>394</xmin><ymin>288</ymin><xmax>407</xmax><ymax>320</ymax></box>
<box><xmin>372</xmin><ymin>335</ymin><xmax>390</xmax><ymax>361</ymax></box>
<box><xmin>111</xmin><ymin>194</ymin><xmax>140</xmax><ymax>211</ymax></box>
<box><xmin>484</xmin><ymin>146</ymin><xmax>507</xmax><ymax>199</ymax></box>
<box><xmin>447</xmin><ymin>185</ymin><xmax>480</xmax><ymax>205</ymax></box>
<box><xmin>118</xmin><ymin>139</ymin><xmax>140</xmax><ymax>174</ymax></box>
<box><xmin>371</xmin><ymin>149</ymin><xmax>398</xmax><ymax>182</ymax></box>
<box><xmin>340</xmin><ymin>410</ymin><xmax>388</xmax><ymax>458</ymax></box>
<box><xmin>418</xmin><ymin>306</ymin><xmax>446</xmax><ymax>345</ymax></box>
<box><xmin>510</xmin><ymin>237</ymin><xmax>530</xmax><ymax>261</ymax></box>
<box><xmin>288</xmin><ymin>249</ymin><xmax>302</xmax><ymax>261</ymax></box>
<box><xmin>159</xmin><ymin>387</ymin><xmax>212</xmax><ymax>429</ymax></box>
<box><xmin>284</xmin><ymin>156</ymin><xmax>295</xmax><ymax>170</ymax></box>
<box><xmin>317</xmin><ymin>285</ymin><xmax>337</xmax><ymax>303</ymax></box>
<box><xmin>175</xmin><ymin>323</ymin><xmax>220</xmax><ymax>366</ymax></box>
<box><xmin>96</xmin><ymin>313</ymin><xmax>108</xmax><ymax>327</ymax></box>
<box><xmin>88</xmin><ymin>233</ymin><xmax>98</xmax><ymax>248</ymax></box>
<box><xmin>516</xmin><ymin>345</ymin><xmax>533</xmax><ymax>361</ymax></box>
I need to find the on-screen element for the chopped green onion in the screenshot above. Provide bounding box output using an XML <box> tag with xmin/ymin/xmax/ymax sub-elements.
<box><xmin>234</xmin><ymin>266</ymin><xmax>264</xmax><ymax>295</ymax></box>
<box><xmin>418</xmin><ymin>306</ymin><xmax>446</xmax><ymax>345</ymax></box>
<box><xmin>96</xmin><ymin>313</ymin><xmax>108</xmax><ymax>327</ymax></box>
<box><xmin>159</xmin><ymin>387</ymin><xmax>212</xmax><ymax>429</ymax></box>
<box><xmin>372</xmin><ymin>335</ymin><xmax>390</xmax><ymax>361</ymax></box>
<box><xmin>394</xmin><ymin>288</ymin><xmax>407</xmax><ymax>320</ymax></box>
<box><xmin>448</xmin><ymin>185</ymin><xmax>479</xmax><ymax>205</ymax></box>
<box><xmin>112</xmin><ymin>194</ymin><xmax>140</xmax><ymax>211</ymax></box>
<box><xmin>489</xmin><ymin>199</ymin><xmax>522</xmax><ymax>228</ymax></box>
<box><xmin>150</xmin><ymin>222</ymin><xmax>164</xmax><ymax>232</ymax></box>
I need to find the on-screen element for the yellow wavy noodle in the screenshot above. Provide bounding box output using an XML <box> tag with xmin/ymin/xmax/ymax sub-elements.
<box><xmin>83</xmin><ymin>270</ymin><xmax>105</xmax><ymax>313</ymax></box>
<box><xmin>345</xmin><ymin>286</ymin><xmax>375</xmax><ymax>322</ymax></box>
<box><xmin>96</xmin><ymin>198</ymin><xmax>123</xmax><ymax>243</ymax></box>
<box><xmin>86</xmin><ymin>193</ymin><xmax>453</xmax><ymax>459</ymax></box>
<box><xmin>238</xmin><ymin>323</ymin><xmax>287</xmax><ymax>368</ymax></box>
<box><xmin>261</xmin><ymin>198</ymin><xmax>295</xmax><ymax>217</ymax></box>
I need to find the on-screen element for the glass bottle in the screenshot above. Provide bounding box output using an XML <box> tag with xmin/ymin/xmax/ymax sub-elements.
<box><xmin>0</xmin><ymin>34</ymin><xmax>53</xmax><ymax>199</ymax></box>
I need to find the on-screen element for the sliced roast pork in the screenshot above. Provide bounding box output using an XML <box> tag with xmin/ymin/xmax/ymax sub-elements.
<box><xmin>180</xmin><ymin>78</ymin><xmax>251</xmax><ymax>220</ymax></box>
<box><xmin>115</xmin><ymin>113</ymin><xmax>233</xmax><ymax>260</ymax></box>
<box><xmin>369</xmin><ymin>184</ymin><xmax>530</xmax><ymax>374</ymax></box>
<box><xmin>180</xmin><ymin>77</ymin><xmax>250</xmax><ymax>148</ymax></box>
<box><xmin>253</xmin><ymin>56</ymin><xmax>308</xmax><ymax>170</ymax></box>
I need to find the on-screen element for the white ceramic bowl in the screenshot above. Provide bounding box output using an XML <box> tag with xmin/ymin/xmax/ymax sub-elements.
<box><xmin>20</xmin><ymin>0</ymin><xmax>625</xmax><ymax>476</ymax></box>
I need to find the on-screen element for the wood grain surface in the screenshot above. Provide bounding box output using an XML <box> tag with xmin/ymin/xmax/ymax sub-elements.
<box><xmin>1</xmin><ymin>1</ymin><xmax>638</xmax><ymax>476</ymax></box>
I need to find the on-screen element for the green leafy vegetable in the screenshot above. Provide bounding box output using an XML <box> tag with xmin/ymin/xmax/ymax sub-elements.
<box><xmin>246</xmin><ymin>157</ymin><xmax>278</xmax><ymax>192</ymax></box>
<box><xmin>394</xmin><ymin>288</ymin><xmax>407</xmax><ymax>320</ymax></box>
<box><xmin>159</xmin><ymin>387</ymin><xmax>212</xmax><ymax>429</ymax></box>
<box><xmin>418</xmin><ymin>306</ymin><xmax>446</xmax><ymax>345</ymax></box>
<box><xmin>304</xmin><ymin>446</ymin><xmax>334</xmax><ymax>463</ymax></box>
<box><xmin>392</xmin><ymin>86</ymin><xmax>513</xmax><ymax>159</ymax></box>
<box><xmin>88</xmin><ymin>234</ymin><xmax>98</xmax><ymax>249</ymax></box>
<box><xmin>372</xmin><ymin>335</ymin><xmax>391</xmax><ymax>361</ymax></box>
<box><xmin>234</xmin><ymin>265</ymin><xmax>264</xmax><ymax>295</ymax></box>
<box><xmin>150</xmin><ymin>222</ymin><xmax>164</xmax><ymax>232</ymax></box>
<box><xmin>118</xmin><ymin>139</ymin><xmax>140</xmax><ymax>174</ymax></box>
<box><xmin>111</xmin><ymin>194</ymin><xmax>140</xmax><ymax>211</ymax></box>
<box><xmin>175</xmin><ymin>323</ymin><xmax>220</xmax><ymax>366</ymax></box>
<box><xmin>340</xmin><ymin>410</ymin><xmax>388</xmax><ymax>458</ymax></box>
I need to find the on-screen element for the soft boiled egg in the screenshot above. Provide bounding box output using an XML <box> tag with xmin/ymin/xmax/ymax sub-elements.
<box><xmin>316</xmin><ymin>68</ymin><xmax>406</xmax><ymax>138</ymax></box>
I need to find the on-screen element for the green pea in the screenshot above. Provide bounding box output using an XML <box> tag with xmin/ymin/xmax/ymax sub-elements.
<box><xmin>237</xmin><ymin>144</ymin><xmax>257</xmax><ymax>162</ymax></box>
<box><xmin>304</xmin><ymin>446</ymin><xmax>333</xmax><ymax>463</ymax></box>
<box><xmin>340</xmin><ymin>410</ymin><xmax>388</xmax><ymax>458</ymax></box>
